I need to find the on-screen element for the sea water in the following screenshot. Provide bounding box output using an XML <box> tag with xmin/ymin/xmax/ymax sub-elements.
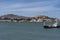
<box><xmin>0</xmin><ymin>22</ymin><xmax>60</xmax><ymax>40</ymax></box>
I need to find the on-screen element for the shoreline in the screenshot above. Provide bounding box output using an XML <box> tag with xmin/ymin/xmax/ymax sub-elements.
<box><xmin>0</xmin><ymin>14</ymin><xmax>60</xmax><ymax>22</ymax></box>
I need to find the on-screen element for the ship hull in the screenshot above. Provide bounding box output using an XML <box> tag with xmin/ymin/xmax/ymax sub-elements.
<box><xmin>44</xmin><ymin>26</ymin><xmax>60</xmax><ymax>28</ymax></box>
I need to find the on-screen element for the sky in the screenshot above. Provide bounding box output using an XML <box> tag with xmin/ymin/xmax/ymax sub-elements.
<box><xmin>0</xmin><ymin>0</ymin><xmax>60</xmax><ymax>18</ymax></box>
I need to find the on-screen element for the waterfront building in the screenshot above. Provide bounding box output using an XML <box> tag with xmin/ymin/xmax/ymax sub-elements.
<box><xmin>36</xmin><ymin>18</ymin><xmax>43</xmax><ymax>22</ymax></box>
<box><xmin>30</xmin><ymin>19</ymin><xmax>36</xmax><ymax>22</ymax></box>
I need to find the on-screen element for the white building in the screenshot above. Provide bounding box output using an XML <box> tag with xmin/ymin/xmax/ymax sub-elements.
<box><xmin>36</xmin><ymin>18</ymin><xmax>43</xmax><ymax>22</ymax></box>
<box><xmin>30</xmin><ymin>19</ymin><xmax>36</xmax><ymax>22</ymax></box>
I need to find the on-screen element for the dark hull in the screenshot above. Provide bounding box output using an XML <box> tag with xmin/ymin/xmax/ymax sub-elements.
<box><xmin>44</xmin><ymin>26</ymin><xmax>60</xmax><ymax>28</ymax></box>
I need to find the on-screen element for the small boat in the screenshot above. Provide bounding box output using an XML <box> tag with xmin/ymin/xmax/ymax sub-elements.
<box><xmin>43</xmin><ymin>22</ymin><xmax>60</xmax><ymax>28</ymax></box>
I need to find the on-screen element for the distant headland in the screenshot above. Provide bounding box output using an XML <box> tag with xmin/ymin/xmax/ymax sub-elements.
<box><xmin>0</xmin><ymin>14</ymin><xmax>60</xmax><ymax>22</ymax></box>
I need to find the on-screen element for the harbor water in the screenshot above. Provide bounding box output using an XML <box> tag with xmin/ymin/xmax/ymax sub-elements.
<box><xmin>0</xmin><ymin>22</ymin><xmax>60</xmax><ymax>40</ymax></box>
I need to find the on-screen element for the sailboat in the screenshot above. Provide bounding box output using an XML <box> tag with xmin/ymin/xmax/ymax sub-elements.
<box><xmin>44</xmin><ymin>21</ymin><xmax>60</xmax><ymax>28</ymax></box>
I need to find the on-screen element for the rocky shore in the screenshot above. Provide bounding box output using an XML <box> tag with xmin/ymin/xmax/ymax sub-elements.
<box><xmin>0</xmin><ymin>14</ymin><xmax>60</xmax><ymax>22</ymax></box>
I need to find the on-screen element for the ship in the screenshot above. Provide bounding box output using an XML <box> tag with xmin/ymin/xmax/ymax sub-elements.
<box><xmin>44</xmin><ymin>21</ymin><xmax>60</xmax><ymax>28</ymax></box>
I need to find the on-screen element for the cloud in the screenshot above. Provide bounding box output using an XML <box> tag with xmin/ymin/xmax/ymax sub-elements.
<box><xmin>0</xmin><ymin>0</ymin><xmax>53</xmax><ymax>3</ymax></box>
<box><xmin>0</xmin><ymin>1</ymin><xmax>52</xmax><ymax>9</ymax></box>
<box><xmin>0</xmin><ymin>0</ymin><xmax>60</xmax><ymax>18</ymax></box>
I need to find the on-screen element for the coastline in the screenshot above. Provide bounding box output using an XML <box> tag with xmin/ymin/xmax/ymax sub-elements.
<box><xmin>0</xmin><ymin>14</ymin><xmax>60</xmax><ymax>22</ymax></box>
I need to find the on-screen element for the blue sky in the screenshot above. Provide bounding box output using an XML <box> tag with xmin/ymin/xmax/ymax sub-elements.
<box><xmin>0</xmin><ymin>0</ymin><xmax>60</xmax><ymax>18</ymax></box>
